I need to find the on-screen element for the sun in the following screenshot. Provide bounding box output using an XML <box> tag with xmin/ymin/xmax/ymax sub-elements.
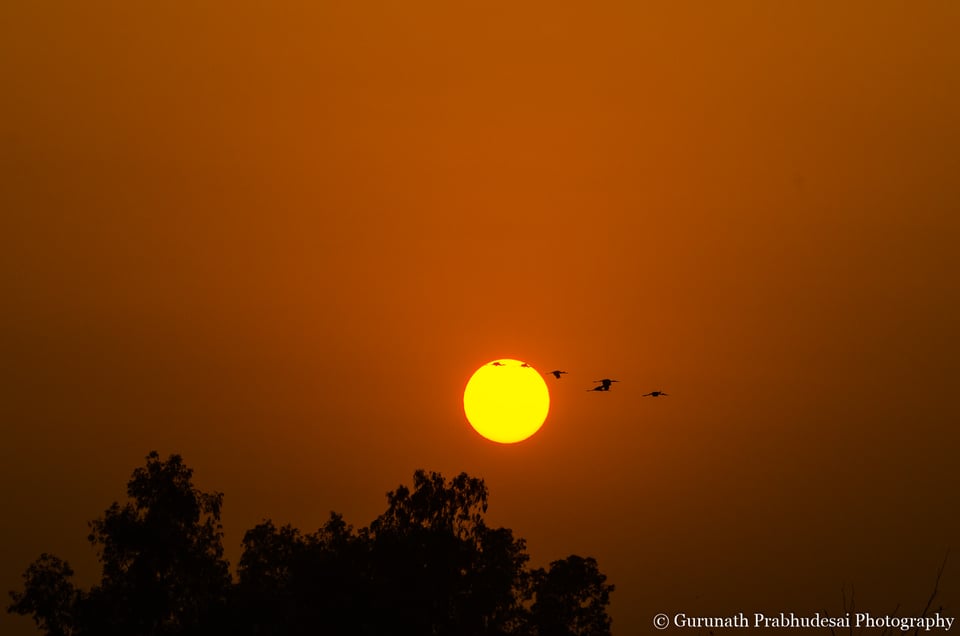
<box><xmin>463</xmin><ymin>359</ymin><xmax>550</xmax><ymax>443</ymax></box>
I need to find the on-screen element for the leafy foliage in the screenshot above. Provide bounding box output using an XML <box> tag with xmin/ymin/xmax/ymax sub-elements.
<box><xmin>528</xmin><ymin>556</ymin><xmax>614</xmax><ymax>636</ymax></box>
<box><xmin>8</xmin><ymin>554</ymin><xmax>77</xmax><ymax>636</ymax></box>
<box><xmin>84</xmin><ymin>452</ymin><xmax>231</xmax><ymax>635</ymax></box>
<box><xmin>9</xmin><ymin>456</ymin><xmax>614</xmax><ymax>636</ymax></box>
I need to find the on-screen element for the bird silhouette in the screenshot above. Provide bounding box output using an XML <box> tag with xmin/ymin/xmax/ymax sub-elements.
<box><xmin>549</xmin><ymin>370</ymin><xmax>568</xmax><ymax>379</ymax></box>
<box><xmin>589</xmin><ymin>379</ymin><xmax>619</xmax><ymax>391</ymax></box>
<box><xmin>491</xmin><ymin>361</ymin><xmax>505</xmax><ymax>367</ymax></box>
<box><xmin>520</xmin><ymin>363</ymin><xmax>531</xmax><ymax>368</ymax></box>
<box><xmin>642</xmin><ymin>391</ymin><xmax>668</xmax><ymax>397</ymax></box>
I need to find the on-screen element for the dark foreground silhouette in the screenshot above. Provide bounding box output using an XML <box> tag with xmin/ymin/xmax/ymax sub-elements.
<box><xmin>9</xmin><ymin>452</ymin><xmax>614</xmax><ymax>636</ymax></box>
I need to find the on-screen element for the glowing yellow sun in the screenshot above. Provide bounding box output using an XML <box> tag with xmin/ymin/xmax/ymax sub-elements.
<box><xmin>463</xmin><ymin>359</ymin><xmax>550</xmax><ymax>443</ymax></box>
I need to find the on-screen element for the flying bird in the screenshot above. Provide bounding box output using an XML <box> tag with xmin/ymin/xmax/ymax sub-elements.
<box><xmin>642</xmin><ymin>391</ymin><xmax>669</xmax><ymax>397</ymax></box>
<box><xmin>589</xmin><ymin>379</ymin><xmax>619</xmax><ymax>391</ymax></box>
<box><xmin>520</xmin><ymin>363</ymin><xmax>531</xmax><ymax>367</ymax></box>
<box><xmin>491</xmin><ymin>362</ymin><xmax>505</xmax><ymax>367</ymax></box>
<box><xmin>549</xmin><ymin>370</ymin><xmax>568</xmax><ymax>379</ymax></box>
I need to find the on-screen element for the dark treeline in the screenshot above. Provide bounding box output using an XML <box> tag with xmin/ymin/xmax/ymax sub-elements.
<box><xmin>9</xmin><ymin>452</ymin><xmax>614</xmax><ymax>636</ymax></box>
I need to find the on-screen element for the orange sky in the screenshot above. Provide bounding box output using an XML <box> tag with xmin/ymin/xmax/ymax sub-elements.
<box><xmin>2</xmin><ymin>2</ymin><xmax>959</xmax><ymax>633</ymax></box>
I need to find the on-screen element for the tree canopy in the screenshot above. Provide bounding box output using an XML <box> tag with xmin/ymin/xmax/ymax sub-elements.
<box><xmin>9</xmin><ymin>453</ymin><xmax>614</xmax><ymax>636</ymax></box>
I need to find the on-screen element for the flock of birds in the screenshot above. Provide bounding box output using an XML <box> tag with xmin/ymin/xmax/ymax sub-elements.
<box><xmin>491</xmin><ymin>361</ymin><xmax>669</xmax><ymax>396</ymax></box>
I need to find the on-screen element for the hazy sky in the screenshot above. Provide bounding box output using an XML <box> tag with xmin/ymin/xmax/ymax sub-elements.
<box><xmin>2</xmin><ymin>2</ymin><xmax>959</xmax><ymax>634</ymax></box>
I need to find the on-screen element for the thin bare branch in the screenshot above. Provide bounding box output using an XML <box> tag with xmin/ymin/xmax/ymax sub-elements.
<box><xmin>914</xmin><ymin>550</ymin><xmax>949</xmax><ymax>636</ymax></box>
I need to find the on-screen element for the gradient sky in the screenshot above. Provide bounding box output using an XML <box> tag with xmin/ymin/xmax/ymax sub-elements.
<box><xmin>2</xmin><ymin>2</ymin><xmax>959</xmax><ymax>634</ymax></box>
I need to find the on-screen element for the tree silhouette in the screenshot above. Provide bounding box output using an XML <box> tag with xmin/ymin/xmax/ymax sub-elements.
<box><xmin>9</xmin><ymin>452</ymin><xmax>231</xmax><ymax>636</ymax></box>
<box><xmin>7</xmin><ymin>554</ymin><xmax>78</xmax><ymax>636</ymax></box>
<box><xmin>234</xmin><ymin>514</ymin><xmax>370</xmax><ymax>636</ymax></box>
<box><xmin>364</xmin><ymin>470</ymin><xmax>531</xmax><ymax>636</ymax></box>
<box><xmin>9</xmin><ymin>454</ymin><xmax>614</xmax><ymax>636</ymax></box>
<box><xmin>527</xmin><ymin>555</ymin><xmax>614</xmax><ymax>636</ymax></box>
<box><xmin>85</xmin><ymin>451</ymin><xmax>231</xmax><ymax>635</ymax></box>
<box><xmin>234</xmin><ymin>470</ymin><xmax>535</xmax><ymax>636</ymax></box>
